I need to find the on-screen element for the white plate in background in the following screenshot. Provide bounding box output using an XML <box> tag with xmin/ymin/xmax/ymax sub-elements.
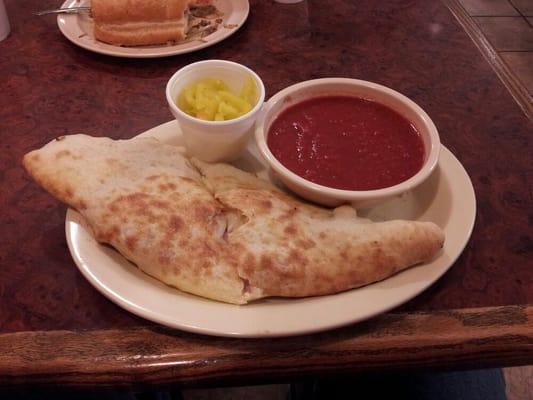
<box><xmin>57</xmin><ymin>0</ymin><xmax>249</xmax><ymax>58</ymax></box>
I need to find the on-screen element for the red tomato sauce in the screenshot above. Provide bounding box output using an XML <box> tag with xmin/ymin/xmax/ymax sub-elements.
<box><xmin>267</xmin><ymin>96</ymin><xmax>425</xmax><ymax>191</ymax></box>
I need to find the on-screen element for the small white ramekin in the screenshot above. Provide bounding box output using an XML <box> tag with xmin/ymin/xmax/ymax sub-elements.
<box><xmin>166</xmin><ymin>60</ymin><xmax>265</xmax><ymax>162</ymax></box>
<box><xmin>255</xmin><ymin>78</ymin><xmax>440</xmax><ymax>208</ymax></box>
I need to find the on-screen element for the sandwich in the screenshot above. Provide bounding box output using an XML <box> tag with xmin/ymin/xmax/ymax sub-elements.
<box><xmin>91</xmin><ymin>0</ymin><xmax>218</xmax><ymax>46</ymax></box>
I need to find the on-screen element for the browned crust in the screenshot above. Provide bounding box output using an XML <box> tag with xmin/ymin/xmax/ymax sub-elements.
<box><xmin>93</xmin><ymin>23</ymin><xmax>186</xmax><ymax>46</ymax></box>
<box><xmin>91</xmin><ymin>0</ymin><xmax>190</xmax><ymax>23</ymax></box>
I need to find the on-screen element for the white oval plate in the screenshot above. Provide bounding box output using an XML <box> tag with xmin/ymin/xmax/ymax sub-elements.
<box><xmin>57</xmin><ymin>0</ymin><xmax>249</xmax><ymax>58</ymax></box>
<box><xmin>66</xmin><ymin>120</ymin><xmax>476</xmax><ymax>338</ymax></box>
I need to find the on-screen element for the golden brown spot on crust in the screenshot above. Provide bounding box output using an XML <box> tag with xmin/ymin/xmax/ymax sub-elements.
<box><xmin>244</xmin><ymin>253</ymin><xmax>256</xmax><ymax>267</ymax></box>
<box><xmin>194</xmin><ymin>205</ymin><xmax>212</xmax><ymax>221</ymax></box>
<box><xmin>198</xmin><ymin>242</ymin><xmax>217</xmax><ymax>260</ymax></box>
<box><xmin>169</xmin><ymin>215</ymin><xmax>184</xmax><ymax>233</ymax></box>
<box><xmin>109</xmin><ymin>192</ymin><xmax>160</xmax><ymax>222</ymax></box>
<box><xmin>31</xmin><ymin>153</ymin><xmax>40</xmax><ymax>162</ymax></box>
<box><xmin>56</xmin><ymin>136</ymin><xmax>66</xmax><ymax>141</ymax></box>
<box><xmin>319</xmin><ymin>232</ymin><xmax>326</xmax><ymax>239</ymax></box>
<box><xmin>256</xmin><ymin>250</ymin><xmax>306</xmax><ymax>281</ymax></box>
<box><xmin>158</xmin><ymin>254</ymin><xmax>171</xmax><ymax>266</ymax></box>
<box><xmin>97</xmin><ymin>225</ymin><xmax>120</xmax><ymax>243</ymax></box>
<box><xmin>200</xmin><ymin>259</ymin><xmax>213</xmax><ymax>271</ymax></box>
<box><xmin>146</xmin><ymin>175</ymin><xmax>161</xmax><ymax>181</ymax></box>
<box><xmin>281</xmin><ymin>207</ymin><xmax>298</xmax><ymax>220</ymax></box>
<box><xmin>371</xmin><ymin>247</ymin><xmax>393</xmax><ymax>275</ymax></box>
<box><xmin>150</xmin><ymin>199</ymin><xmax>170</xmax><ymax>210</ymax></box>
<box><xmin>202</xmin><ymin>262</ymin><xmax>213</xmax><ymax>278</ymax></box>
<box><xmin>158</xmin><ymin>183</ymin><xmax>177</xmax><ymax>192</ymax></box>
<box><xmin>225</xmin><ymin>243</ymin><xmax>248</xmax><ymax>269</ymax></box>
<box><xmin>297</xmin><ymin>238</ymin><xmax>316</xmax><ymax>250</ymax></box>
<box><xmin>78</xmin><ymin>199</ymin><xmax>88</xmax><ymax>210</ymax></box>
<box><xmin>260</xmin><ymin>254</ymin><xmax>274</xmax><ymax>272</ymax></box>
<box><xmin>126</xmin><ymin>235</ymin><xmax>138</xmax><ymax>251</ymax></box>
<box><xmin>317</xmin><ymin>272</ymin><xmax>334</xmax><ymax>289</ymax></box>
<box><xmin>111</xmin><ymin>225</ymin><xmax>120</xmax><ymax>236</ymax></box>
<box><xmin>55</xmin><ymin>150</ymin><xmax>72</xmax><ymax>159</ymax></box>
<box><xmin>284</xmin><ymin>224</ymin><xmax>297</xmax><ymax>235</ymax></box>
<box><xmin>287</xmin><ymin>249</ymin><xmax>307</xmax><ymax>268</ymax></box>
<box><xmin>340</xmin><ymin>249</ymin><xmax>348</xmax><ymax>261</ymax></box>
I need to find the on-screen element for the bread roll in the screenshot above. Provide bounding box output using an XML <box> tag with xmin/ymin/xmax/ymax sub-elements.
<box><xmin>92</xmin><ymin>0</ymin><xmax>193</xmax><ymax>46</ymax></box>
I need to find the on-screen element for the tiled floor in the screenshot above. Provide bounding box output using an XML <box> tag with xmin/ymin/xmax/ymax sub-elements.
<box><xmin>459</xmin><ymin>0</ymin><xmax>533</xmax><ymax>94</ymax></box>
<box><xmin>475</xmin><ymin>17</ymin><xmax>533</xmax><ymax>50</ymax></box>
<box><xmin>460</xmin><ymin>0</ymin><xmax>520</xmax><ymax>16</ymax></box>
<box><xmin>504</xmin><ymin>366</ymin><xmax>533</xmax><ymax>400</ymax></box>
<box><xmin>501</xmin><ymin>52</ymin><xmax>533</xmax><ymax>89</ymax></box>
<box><xmin>511</xmin><ymin>0</ymin><xmax>533</xmax><ymax>15</ymax></box>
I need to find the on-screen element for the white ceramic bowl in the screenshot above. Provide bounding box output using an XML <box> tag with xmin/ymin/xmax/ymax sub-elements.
<box><xmin>255</xmin><ymin>78</ymin><xmax>440</xmax><ymax>208</ymax></box>
<box><xmin>166</xmin><ymin>60</ymin><xmax>265</xmax><ymax>162</ymax></box>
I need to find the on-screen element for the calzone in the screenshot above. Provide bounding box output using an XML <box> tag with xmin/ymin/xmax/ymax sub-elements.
<box><xmin>23</xmin><ymin>135</ymin><xmax>444</xmax><ymax>304</ymax></box>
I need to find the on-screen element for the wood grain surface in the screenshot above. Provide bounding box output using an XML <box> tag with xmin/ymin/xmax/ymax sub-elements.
<box><xmin>0</xmin><ymin>0</ymin><xmax>532</xmax><ymax>385</ymax></box>
<box><xmin>0</xmin><ymin>305</ymin><xmax>532</xmax><ymax>387</ymax></box>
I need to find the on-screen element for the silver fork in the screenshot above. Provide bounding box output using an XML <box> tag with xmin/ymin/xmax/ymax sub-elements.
<box><xmin>35</xmin><ymin>7</ymin><xmax>91</xmax><ymax>16</ymax></box>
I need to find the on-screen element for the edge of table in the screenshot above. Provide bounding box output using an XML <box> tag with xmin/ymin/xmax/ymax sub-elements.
<box><xmin>1</xmin><ymin>304</ymin><xmax>531</xmax><ymax>387</ymax></box>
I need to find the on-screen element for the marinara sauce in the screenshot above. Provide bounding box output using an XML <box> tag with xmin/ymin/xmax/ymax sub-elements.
<box><xmin>267</xmin><ymin>96</ymin><xmax>425</xmax><ymax>191</ymax></box>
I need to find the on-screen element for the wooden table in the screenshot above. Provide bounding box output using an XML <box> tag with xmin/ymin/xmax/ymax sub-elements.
<box><xmin>1</xmin><ymin>0</ymin><xmax>531</xmax><ymax>388</ymax></box>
